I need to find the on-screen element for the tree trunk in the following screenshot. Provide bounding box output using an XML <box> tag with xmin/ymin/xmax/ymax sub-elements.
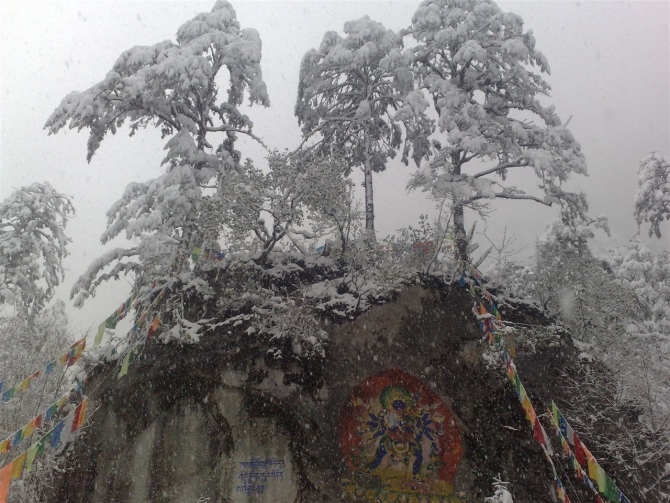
<box><xmin>451</xmin><ymin>152</ymin><xmax>468</xmax><ymax>264</ymax></box>
<box><xmin>453</xmin><ymin>203</ymin><xmax>468</xmax><ymax>264</ymax></box>
<box><xmin>363</xmin><ymin>131</ymin><xmax>375</xmax><ymax>239</ymax></box>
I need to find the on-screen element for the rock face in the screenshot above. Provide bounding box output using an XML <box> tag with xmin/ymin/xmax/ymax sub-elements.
<box><xmin>50</xmin><ymin>285</ymin><xmax>576</xmax><ymax>502</ymax></box>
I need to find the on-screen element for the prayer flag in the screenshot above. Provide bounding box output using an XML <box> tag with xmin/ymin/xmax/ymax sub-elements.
<box><xmin>12</xmin><ymin>429</ymin><xmax>22</xmax><ymax>447</ymax></box>
<box><xmin>556</xmin><ymin>481</ymin><xmax>565</xmax><ymax>502</ymax></box>
<box><xmin>604</xmin><ymin>475</ymin><xmax>619</xmax><ymax>501</ymax></box>
<box><xmin>24</xmin><ymin>442</ymin><xmax>39</xmax><ymax>473</ymax></box>
<box><xmin>2</xmin><ymin>387</ymin><xmax>15</xmax><ymax>403</ymax></box>
<box><xmin>573</xmin><ymin>435</ymin><xmax>587</xmax><ymax>467</ymax></box>
<box><xmin>551</xmin><ymin>401</ymin><xmax>560</xmax><ymax>426</ymax></box>
<box><xmin>11</xmin><ymin>452</ymin><xmax>26</xmax><ymax>479</ymax></box>
<box><xmin>513</xmin><ymin>374</ymin><xmax>522</xmax><ymax>397</ymax></box>
<box><xmin>0</xmin><ymin>462</ymin><xmax>12</xmax><ymax>503</ymax></box>
<box><xmin>469</xmin><ymin>283</ymin><xmax>476</xmax><ymax>297</ymax></box>
<box><xmin>45</xmin><ymin>403</ymin><xmax>57</xmax><ymax>421</ymax></box>
<box><xmin>94</xmin><ymin>322</ymin><xmax>106</xmax><ymax>346</ymax></box>
<box><xmin>36</xmin><ymin>435</ymin><xmax>47</xmax><ymax>458</ymax></box>
<box><xmin>45</xmin><ymin>362</ymin><xmax>55</xmax><ymax>374</ymax></box>
<box><xmin>71</xmin><ymin>399</ymin><xmax>88</xmax><ymax>432</ymax></box>
<box><xmin>146</xmin><ymin>315</ymin><xmax>160</xmax><ymax>339</ymax></box>
<box><xmin>559</xmin><ymin>414</ymin><xmax>568</xmax><ymax>439</ymax></box>
<box><xmin>50</xmin><ymin>422</ymin><xmax>64</xmax><ymax>449</ymax></box>
<box><xmin>19</xmin><ymin>379</ymin><xmax>29</xmax><ymax>392</ymax></box>
<box><xmin>22</xmin><ymin>421</ymin><xmax>34</xmax><ymax>439</ymax></box>
<box><xmin>67</xmin><ymin>338</ymin><xmax>86</xmax><ymax>367</ymax></box>
<box><xmin>119</xmin><ymin>350</ymin><xmax>132</xmax><ymax>377</ymax></box>
<box><xmin>560</xmin><ymin>435</ymin><xmax>570</xmax><ymax>457</ymax></box>
<box><xmin>565</xmin><ymin>420</ymin><xmax>575</xmax><ymax>445</ymax></box>
<box><xmin>105</xmin><ymin>314</ymin><xmax>119</xmax><ymax>329</ymax></box>
<box><xmin>587</xmin><ymin>455</ymin><xmax>607</xmax><ymax>492</ymax></box>
<box><xmin>191</xmin><ymin>247</ymin><xmax>201</xmax><ymax>261</ymax></box>
<box><xmin>0</xmin><ymin>438</ymin><xmax>9</xmax><ymax>454</ymax></box>
<box><xmin>32</xmin><ymin>415</ymin><xmax>42</xmax><ymax>429</ymax></box>
<box><xmin>532</xmin><ymin>416</ymin><xmax>545</xmax><ymax>445</ymax></box>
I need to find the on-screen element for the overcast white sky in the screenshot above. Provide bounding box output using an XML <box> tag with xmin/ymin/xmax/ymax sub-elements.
<box><xmin>1</xmin><ymin>0</ymin><xmax>669</xmax><ymax>334</ymax></box>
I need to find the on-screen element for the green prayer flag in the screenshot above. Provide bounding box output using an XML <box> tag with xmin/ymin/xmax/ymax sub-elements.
<box><xmin>105</xmin><ymin>314</ymin><xmax>119</xmax><ymax>330</ymax></box>
<box><xmin>24</xmin><ymin>443</ymin><xmax>39</xmax><ymax>473</ymax></box>
<box><xmin>36</xmin><ymin>435</ymin><xmax>46</xmax><ymax>457</ymax></box>
<box><xmin>119</xmin><ymin>350</ymin><xmax>133</xmax><ymax>377</ymax></box>
<box><xmin>513</xmin><ymin>374</ymin><xmax>522</xmax><ymax>396</ymax></box>
<box><xmin>604</xmin><ymin>475</ymin><xmax>619</xmax><ymax>501</ymax></box>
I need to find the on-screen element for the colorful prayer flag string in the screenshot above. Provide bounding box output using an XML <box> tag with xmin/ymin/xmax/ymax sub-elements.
<box><xmin>0</xmin><ymin>384</ymin><xmax>80</xmax><ymax>456</ymax></box>
<box><xmin>462</xmin><ymin>267</ymin><xmax>632</xmax><ymax>503</ymax></box>
<box><xmin>0</xmin><ymin>337</ymin><xmax>84</xmax><ymax>406</ymax></box>
<box><xmin>550</xmin><ymin>402</ymin><xmax>630</xmax><ymax>503</ymax></box>
<box><xmin>0</xmin><ymin>398</ymin><xmax>89</xmax><ymax>503</ymax></box>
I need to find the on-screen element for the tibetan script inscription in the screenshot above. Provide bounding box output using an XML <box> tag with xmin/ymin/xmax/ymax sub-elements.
<box><xmin>235</xmin><ymin>457</ymin><xmax>285</xmax><ymax>495</ymax></box>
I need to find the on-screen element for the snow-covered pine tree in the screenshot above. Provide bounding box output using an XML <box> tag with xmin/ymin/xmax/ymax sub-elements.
<box><xmin>634</xmin><ymin>152</ymin><xmax>670</xmax><ymax>239</ymax></box>
<box><xmin>296</xmin><ymin>16</ymin><xmax>432</xmax><ymax>236</ymax></box>
<box><xmin>45</xmin><ymin>0</ymin><xmax>270</xmax><ymax>306</ymax></box>
<box><xmin>405</xmin><ymin>0</ymin><xmax>598</xmax><ymax>263</ymax></box>
<box><xmin>0</xmin><ymin>183</ymin><xmax>74</xmax><ymax>319</ymax></box>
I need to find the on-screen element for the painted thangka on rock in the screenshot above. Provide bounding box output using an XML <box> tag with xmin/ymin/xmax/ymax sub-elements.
<box><xmin>339</xmin><ymin>369</ymin><xmax>464</xmax><ymax>502</ymax></box>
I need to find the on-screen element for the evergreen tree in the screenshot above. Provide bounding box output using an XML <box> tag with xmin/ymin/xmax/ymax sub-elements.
<box><xmin>296</xmin><ymin>16</ymin><xmax>432</xmax><ymax>236</ymax></box>
<box><xmin>406</xmin><ymin>0</ymin><xmax>595</xmax><ymax>262</ymax></box>
<box><xmin>45</xmin><ymin>1</ymin><xmax>270</xmax><ymax>305</ymax></box>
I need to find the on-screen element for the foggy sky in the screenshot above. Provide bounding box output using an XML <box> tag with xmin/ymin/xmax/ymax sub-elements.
<box><xmin>1</xmin><ymin>0</ymin><xmax>668</xmax><ymax>334</ymax></box>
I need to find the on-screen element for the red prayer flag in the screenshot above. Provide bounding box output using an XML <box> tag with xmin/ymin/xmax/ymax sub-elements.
<box><xmin>532</xmin><ymin>416</ymin><xmax>545</xmax><ymax>446</ymax></box>
<box><xmin>71</xmin><ymin>399</ymin><xmax>89</xmax><ymax>432</ymax></box>
<box><xmin>573</xmin><ymin>435</ymin><xmax>587</xmax><ymax>467</ymax></box>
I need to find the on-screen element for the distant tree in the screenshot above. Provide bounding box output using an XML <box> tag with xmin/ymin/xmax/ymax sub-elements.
<box><xmin>296</xmin><ymin>16</ymin><xmax>432</xmax><ymax>235</ymax></box>
<box><xmin>405</xmin><ymin>0</ymin><xmax>597</xmax><ymax>263</ymax></box>
<box><xmin>45</xmin><ymin>1</ymin><xmax>270</xmax><ymax>305</ymax></box>
<box><xmin>526</xmin><ymin>221</ymin><xmax>634</xmax><ymax>345</ymax></box>
<box><xmin>634</xmin><ymin>152</ymin><xmax>670</xmax><ymax>239</ymax></box>
<box><xmin>0</xmin><ymin>182</ymin><xmax>74</xmax><ymax>319</ymax></box>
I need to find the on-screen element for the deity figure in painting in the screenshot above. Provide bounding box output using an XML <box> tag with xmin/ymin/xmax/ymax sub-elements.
<box><xmin>339</xmin><ymin>369</ymin><xmax>463</xmax><ymax>502</ymax></box>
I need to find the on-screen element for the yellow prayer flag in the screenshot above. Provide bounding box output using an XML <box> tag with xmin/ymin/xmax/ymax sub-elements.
<box><xmin>19</xmin><ymin>379</ymin><xmax>30</xmax><ymax>392</ymax></box>
<box><xmin>11</xmin><ymin>452</ymin><xmax>26</xmax><ymax>479</ymax></box>
<box><xmin>551</xmin><ymin>401</ymin><xmax>560</xmax><ymax>428</ymax></box>
<box><xmin>0</xmin><ymin>461</ymin><xmax>12</xmax><ymax>503</ymax></box>
<box><xmin>22</xmin><ymin>421</ymin><xmax>34</xmax><ymax>439</ymax></box>
<box><xmin>522</xmin><ymin>395</ymin><xmax>536</xmax><ymax>422</ymax></box>
<box><xmin>586</xmin><ymin>448</ymin><xmax>607</xmax><ymax>491</ymax></box>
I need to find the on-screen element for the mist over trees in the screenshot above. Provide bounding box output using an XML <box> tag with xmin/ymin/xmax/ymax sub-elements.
<box><xmin>2</xmin><ymin>0</ymin><xmax>669</xmax><ymax>500</ymax></box>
